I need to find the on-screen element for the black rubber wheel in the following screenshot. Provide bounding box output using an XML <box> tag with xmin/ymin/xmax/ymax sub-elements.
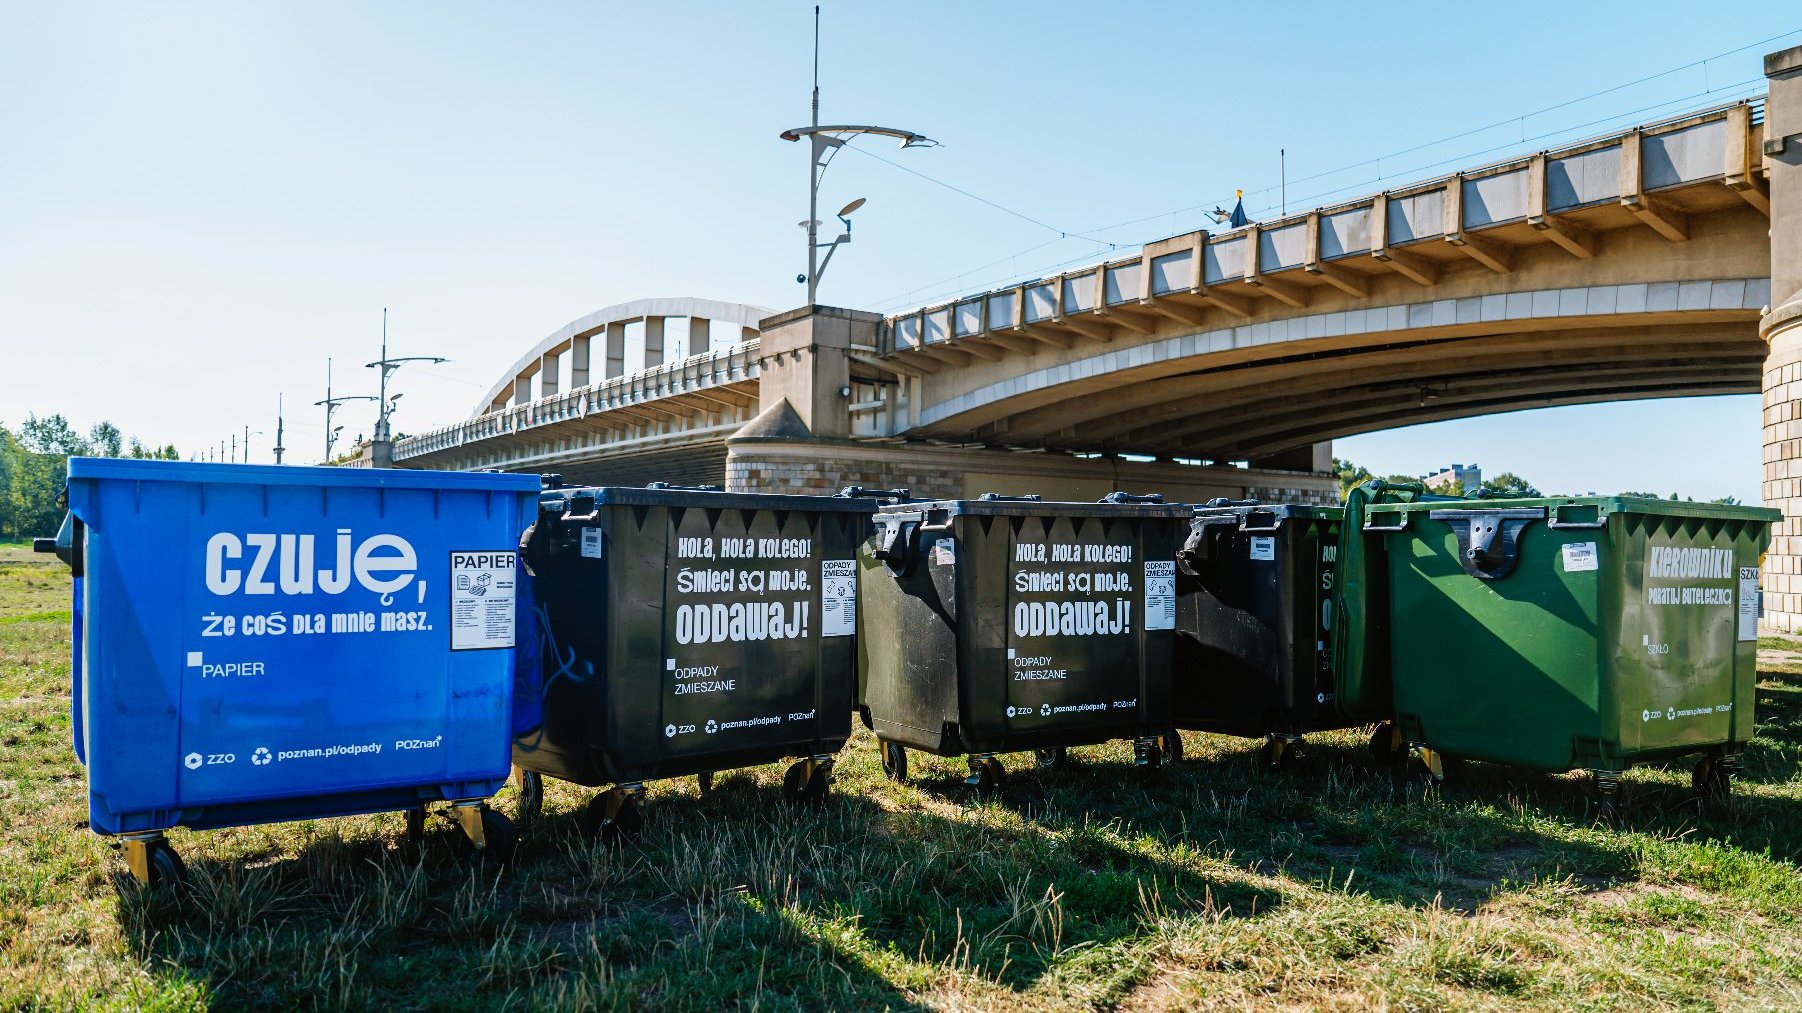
<box><xmin>698</xmin><ymin>771</ymin><xmax>715</xmax><ymax>796</ymax></box>
<box><xmin>515</xmin><ymin>769</ymin><xmax>543</xmax><ymax>822</ymax></box>
<box><xmin>583</xmin><ymin>793</ymin><xmax>644</xmax><ymax>846</ymax></box>
<box><xmin>966</xmin><ymin>757</ymin><xmax>1006</xmax><ymax>796</ymax></box>
<box><xmin>1693</xmin><ymin>756</ymin><xmax>1733</xmax><ymax>812</ymax></box>
<box><xmin>468</xmin><ymin>809</ymin><xmax>518</xmax><ymax>866</ymax></box>
<box><xmin>1033</xmin><ymin>746</ymin><xmax>1066</xmax><ymax>771</ymax></box>
<box><xmin>1590</xmin><ymin>774</ymin><xmax>1628</xmax><ymax>829</ymax></box>
<box><xmin>144</xmin><ymin>839</ymin><xmax>187</xmax><ymax>892</ymax></box>
<box><xmin>781</xmin><ymin>761</ymin><xmax>830</xmax><ymax>807</ymax></box>
<box><xmin>1161</xmin><ymin>730</ymin><xmax>1184</xmax><ymax>764</ymax></box>
<box><xmin>1368</xmin><ymin>723</ymin><xmax>1405</xmax><ymax>763</ymax></box>
<box><xmin>879</xmin><ymin>739</ymin><xmax>908</xmax><ymax>783</ymax></box>
<box><xmin>404</xmin><ymin>806</ymin><xmax>426</xmax><ymax>844</ymax></box>
<box><xmin>1257</xmin><ymin>736</ymin><xmax>1292</xmax><ymax>770</ymax></box>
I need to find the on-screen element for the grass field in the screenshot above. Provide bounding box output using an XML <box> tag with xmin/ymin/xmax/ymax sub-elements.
<box><xmin>7</xmin><ymin>542</ymin><xmax>1802</xmax><ymax>1010</ymax></box>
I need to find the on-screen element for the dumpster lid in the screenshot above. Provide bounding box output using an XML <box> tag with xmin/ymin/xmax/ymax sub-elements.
<box><xmin>876</xmin><ymin>498</ymin><xmax>1191</xmax><ymax>520</ymax></box>
<box><xmin>1368</xmin><ymin>494</ymin><xmax>1781</xmax><ymax>524</ymax></box>
<box><xmin>65</xmin><ymin>457</ymin><xmax>543</xmax><ymax>493</ymax></box>
<box><xmin>543</xmin><ymin>485</ymin><xmax>877</xmax><ymax>513</ymax></box>
<box><xmin>1190</xmin><ymin>502</ymin><xmax>1343</xmax><ymax>523</ymax></box>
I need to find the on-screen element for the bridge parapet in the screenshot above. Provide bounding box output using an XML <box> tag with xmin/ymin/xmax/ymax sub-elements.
<box><xmin>884</xmin><ymin>99</ymin><xmax>1765</xmax><ymax>364</ymax></box>
<box><xmin>394</xmin><ymin>341</ymin><xmax>761</xmax><ymax>466</ymax></box>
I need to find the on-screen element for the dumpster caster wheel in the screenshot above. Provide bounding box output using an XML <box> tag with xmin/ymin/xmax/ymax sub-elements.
<box><xmin>1159</xmin><ymin>729</ymin><xmax>1184</xmax><ymax>764</ymax></box>
<box><xmin>1408</xmin><ymin>746</ymin><xmax>1448</xmax><ymax>797</ymax></box>
<box><xmin>123</xmin><ymin>836</ymin><xmax>186</xmax><ymax>891</ymax></box>
<box><xmin>782</xmin><ymin>758</ymin><xmax>832</xmax><ymax>808</ymax></box>
<box><xmin>455</xmin><ymin>807</ymin><xmax>517</xmax><ymax>865</ymax></box>
<box><xmin>878</xmin><ymin>739</ymin><xmax>908</xmax><ymax>783</ymax></box>
<box><xmin>404</xmin><ymin>806</ymin><xmax>427</xmax><ymax>844</ymax></box>
<box><xmin>1693</xmin><ymin>756</ymin><xmax>1734</xmax><ymax>813</ymax></box>
<box><xmin>697</xmin><ymin>771</ymin><xmax>714</xmax><ymax>797</ymax></box>
<box><xmin>1134</xmin><ymin>737</ymin><xmax>1164</xmax><ymax>777</ymax></box>
<box><xmin>515</xmin><ymin>767</ymin><xmax>543</xmax><ymax>822</ymax></box>
<box><xmin>1033</xmin><ymin>747</ymin><xmax>1066</xmax><ymax>771</ymax></box>
<box><xmin>965</xmin><ymin>755</ymin><xmax>1006</xmax><ymax>796</ymax></box>
<box><xmin>584</xmin><ymin>788</ymin><xmax>644</xmax><ymax>846</ymax></box>
<box><xmin>1257</xmin><ymin>735</ymin><xmax>1297</xmax><ymax>770</ymax></box>
<box><xmin>1369</xmin><ymin>722</ymin><xmax>1407</xmax><ymax>763</ymax></box>
<box><xmin>1591</xmin><ymin>771</ymin><xmax>1626</xmax><ymax>829</ymax></box>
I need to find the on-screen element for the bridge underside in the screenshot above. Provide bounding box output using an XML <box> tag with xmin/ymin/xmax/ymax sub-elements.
<box><xmin>927</xmin><ymin>318</ymin><xmax>1762</xmax><ymax>461</ymax></box>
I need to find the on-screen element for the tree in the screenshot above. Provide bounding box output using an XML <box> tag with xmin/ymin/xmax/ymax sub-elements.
<box><xmin>88</xmin><ymin>421</ymin><xmax>123</xmax><ymax>458</ymax></box>
<box><xmin>1478</xmin><ymin>472</ymin><xmax>1540</xmax><ymax>498</ymax></box>
<box><xmin>20</xmin><ymin>414</ymin><xmax>87</xmax><ymax>456</ymax></box>
<box><xmin>1333</xmin><ymin>457</ymin><xmax>1373</xmax><ymax>500</ymax></box>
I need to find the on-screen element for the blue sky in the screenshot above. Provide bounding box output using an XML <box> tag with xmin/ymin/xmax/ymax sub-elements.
<box><xmin>1</xmin><ymin>2</ymin><xmax>1794</xmax><ymax>500</ymax></box>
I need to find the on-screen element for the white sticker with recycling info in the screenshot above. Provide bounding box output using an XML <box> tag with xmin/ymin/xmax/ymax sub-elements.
<box><xmin>1144</xmin><ymin>560</ymin><xmax>1176</xmax><ymax>630</ymax></box>
<box><xmin>1248</xmin><ymin>536</ymin><xmax>1275</xmax><ymax>561</ymax></box>
<box><xmin>1561</xmin><ymin>542</ymin><xmax>1598</xmax><ymax>572</ymax></box>
<box><xmin>822</xmin><ymin>560</ymin><xmax>856</xmax><ymax>638</ymax></box>
<box><xmin>580</xmin><ymin>527</ymin><xmax>603</xmax><ymax>558</ymax></box>
<box><xmin>1739</xmin><ymin>567</ymin><xmax>1760</xmax><ymax>642</ymax></box>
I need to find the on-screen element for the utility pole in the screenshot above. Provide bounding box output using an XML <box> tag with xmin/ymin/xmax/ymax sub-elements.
<box><xmin>243</xmin><ymin>425</ymin><xmax>262</xmax><ymax>464</ymax></box>
<box><xmin>230</xmin><ymin>433</ymin><xmax>236</xmax><ymax>463</ymax></box>
<box><xmin>316</xmin><ymin>356</ymin><xmax>380</xmax><ymax>464</ymax></box>
<box><xmin>273</xmin><ymin>394</ymin><xmax>286</xmax><ymax>464</ymax></box>
<box><xmin>364</xmin><ymin>308</ymin><xmax>447</xmax><ymax>468</ymax></box>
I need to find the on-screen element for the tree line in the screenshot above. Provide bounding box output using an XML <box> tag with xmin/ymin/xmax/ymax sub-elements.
<box><xmin>1331</xmin><ymin>457</ymin><xmax>1740</xmax><ymax>505</ymax></box>
<box><xmin>0</xmin><ymin>415</ymin><xmax>179</xmax><ymax>541</ymax></box>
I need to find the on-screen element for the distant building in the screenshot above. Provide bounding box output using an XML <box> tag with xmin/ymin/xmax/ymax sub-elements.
<box><xmin>1421</xmin><ymin>462</ymin><xmax>1481</xmax><ymax>492</ymax></box>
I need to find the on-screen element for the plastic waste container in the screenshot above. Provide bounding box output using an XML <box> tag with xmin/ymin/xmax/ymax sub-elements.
<box><xmin>1354</xmin><ymin>491</ymin><xmax>1780</xmax><ymax>818</ymax></box>
<box><xmin>512</xmin><ymin>481</ymin><xmax>874</xmax><ymax>838</ymax></box>
<box><xmin>38</xmin><ymin>459</ymin><xmax>540</xmax><ymax>886</ymax></box>
<box><xmin>1173</xmin><ymin>500</ymin><xmax>1352</xmax><ymax>766</ymax></box>
<box><xmin>857</xmin><ymin>493</ymin><xmax>1189</xmax><ymax>792</ymax></box>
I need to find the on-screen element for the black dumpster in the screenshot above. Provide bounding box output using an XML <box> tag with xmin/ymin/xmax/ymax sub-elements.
<box><xmin>1174</xmin><ymin>501</ymin><xmax>1358</xmax><ymax>766</ymax></box>
<box><xmin>514</xmin><ymin>482</ymin><xmax>874</xmax><ymax>836</ymax></box>
<box><xmin>858</xmin><ymin>493</ymin><xmax>1190</xmax><ymax>791</ymax></box>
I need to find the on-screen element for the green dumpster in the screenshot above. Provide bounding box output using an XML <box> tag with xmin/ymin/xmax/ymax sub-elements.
<box><xmin>1357</xmin><ymin>492</ymin><xmax>1779</xmax><ymax>815</ymax></box>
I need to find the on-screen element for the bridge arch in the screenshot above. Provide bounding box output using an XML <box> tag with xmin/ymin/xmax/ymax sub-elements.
<box><xmin>474</xmin><ymin>297</ymin><xmax>771</xmax><ymax>416</ymax></box>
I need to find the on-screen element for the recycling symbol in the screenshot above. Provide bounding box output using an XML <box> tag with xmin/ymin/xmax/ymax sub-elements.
<box><xmin>1643</xmin><ymin>709</ymin><xmax>1652</xmax><ymax>722</ymax></box>
<box><xmin>1040</xmin><ymin>703</ymin><xmax>1051</xmax><ymax>717</ymax></box>
<box><xmin>1005</xmin><ymin>706</ymin><xmax>1016</xmax><ymax>718</ymax></box>
<box><xmin>183</xmin><ymin>752</ymin><xmax>203</xmax><ymax>770</ymax></box>
<box><xmin>664</xmin><ymin>724</ymin><xmax>677</xmax><ymax>739</ymax></box>
<box><xmin>251</xmin><ymin>747</ymin><xmax>272</xmax><ymax>766</ymax></box>
<box><xmin>1667</xmin><ymin>707</ymin><xmax>1677</xmax><ymax>720</ymax></box>
<box><xmin>705</xmin><ymin>719</ymin><xmax>718</xmax><ymax>734</ymax></box>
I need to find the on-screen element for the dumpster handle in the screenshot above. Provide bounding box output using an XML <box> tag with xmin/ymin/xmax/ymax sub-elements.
<box><xmin>1428</xmin><ymin>507</ymin><xmax>1545</xmax><ymax>580</ymax></box>
<box><xmin>1362</xmin><ymin>511</ymin><xmax>1410</xmax><ymax>532</ymax></box>
<box><xmin>978</xmin><ymin>493</ymin><xmax>1042</xmax><ymax>502</ymax></box>
<box><xmin>874</xmin><ymin>511</ymin><xmax>927</xmax><ymax>573</ymax></box>
<box><xmin>839</xmin><ymin>486</ymin><xmax>912</xmax><ymax>503</ymax></box>
<box><xmin>1547</xmin><ymin>504</ymin><xmax>1607</xmax><ymax>529</ymax></box>
<box><xmin>1098</xmin><ymin>491</ymin><xmax>1165</xmax><ymax>504</ymax></box>
<box><xmin>646</xmin><ymin>481</ymin><xmax>723</xmax><ymax>492</ymax></box>
<box><xmin>1238</xmin><ymin>509</ymin><xmax>1282</xmax><ymax>533</ymax></box>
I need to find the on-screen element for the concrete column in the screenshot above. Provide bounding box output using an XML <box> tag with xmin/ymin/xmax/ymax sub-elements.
<box><xmin>539</xmin><ymin>349</ymin><xmax>560</xmax><ymax>397</ymax></box>
<box><xmin>741</xmin><ymin>325</ymin><xmax>758</xmax><ymax>345</ymax></box>
<box><xmin>1762</xmin><ymin>45</ymin><xmax>1802</xmax><ymax>631</ymax></box>
<box><xmin>689</xmin><ymin>317</ymin><xmax>711</xmax><ymax>356</ymax></box>
<box><xmin>570</xmin><ymin>334</ymin><xmax>591</xmax><ymax>387</ymax></box>
<box><xmin>644</xmin><ymin>316</ymin><xmax>665</xmax><ymax>369</ymax></box>
<box><xmin>512</xmin><ymin>372</ymin><xmax>532</xmax><ymax>405</ymax></box>
<box><xmin>754</xmin><ymin>305</ymin><xmax>877</xmax><ymax>438</ymax></box>
<box><xmin>606</xmin><ymin>322</ymin><xmax>627</xmax><ymax>379</ymax></box>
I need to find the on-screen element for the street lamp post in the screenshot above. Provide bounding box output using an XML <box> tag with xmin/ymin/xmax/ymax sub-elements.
<box><xmin>315</xmin><ymin>356</ymin><xmax>380</xmax><ymax>464</ymax></box>
<box><xmin>779</xmin><ymin>6</ymin><xmax>935</xmax><ymax>304</ymax></box>
<box><xmin>364</xmin><ymin>308</ymin><xmax>446</xmax><ymax>468</ymax></box>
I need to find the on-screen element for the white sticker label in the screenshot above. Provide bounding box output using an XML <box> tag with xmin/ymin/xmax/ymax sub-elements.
<box><xmin>1562</xmin><ymin>542</ymin><xmax>1598</xmax><ymax>572</ymax></box>
<box><xmin>450</xmin><ymin>550</ymin><xmax>517</xmax><ymax>651</ymax></box>
<box><xmin>580</xmin><ymin>527</ymin><xmax>603</xmax><ymax>559</ymax></box>
<box><xmin>1248</xmin><ymin>536</ymin><xmax>1275</xmax><ymax>561</ymax></box>
<box><xmin>932</xmin><ymin>542</ymin><xmax>955</xmax><ymax>566</ymax></box>
<box><xmin>822</xmin><ymin>559</ymin><xmax>856</xmax><ymax>638</ymax></box>
<box><xmin>1739</xmin><ymin>566</ymin><xmax>1760</xmax><ymax>642</ymax></box>
<box><xmin>1144</xmin><ymin>560</ymin><xmax>1175</xmax><ymax>630</ymax></box>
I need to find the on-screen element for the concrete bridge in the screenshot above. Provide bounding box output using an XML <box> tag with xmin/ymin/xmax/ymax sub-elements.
<box><xmin>396</xmin><ymin>46</ymin><xmax>1802</xmax><ymax>630</ymax></box>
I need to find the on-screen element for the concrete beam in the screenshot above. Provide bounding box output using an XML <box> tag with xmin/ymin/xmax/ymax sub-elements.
<box><xmin>539</xmin><ymin>350</ymin><xmax>560</xmax><ymax>397</ymax></box>
<box><xmin>690</xmin><ymin>317</ymin><xmax>712</xmax><ymax>355</ymax></box>
<box><xmin>570</xmin><ymin>334</ymin><xmax>591</xmax><ymax>387</ymax></box>
<box><xmin>606</xmin><ymin>321</ymin><xmax>627</xmax><ymax>379</ymax></box>
<box><xmin>644</xmin><ymin>316</ymin><xmax>665</xmax><ymax>370</ymax></box>
<box><xmin>1370</xmin><ymin>193</ymin><xmax>1440</xmax><ymax>285</ymax></box>
<box><xmin>1725</xmin><ymin>103</ymin><xmax>1771</xmax><ymax>216</ymax></box>
<box><xmin>1620</xmin><ymin>129</ymin><xmax>1689</xmax><ymax>242</ymax></box>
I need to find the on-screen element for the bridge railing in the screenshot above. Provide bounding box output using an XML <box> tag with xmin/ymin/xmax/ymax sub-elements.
<box><xmin>879</xmin><ymin>97</ymin><xmax>1767</xmax><ymax>356</ymax></box>
<box><xmin>394</xmin><ymin>341</ymin><xmax>761</xmax><ymax>460</ymax></box>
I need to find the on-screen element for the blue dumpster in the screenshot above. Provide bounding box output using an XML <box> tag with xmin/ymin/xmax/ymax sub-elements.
<box><xmin>42</xmin><ymin>459</ymin><xmax>540</xmax><ymax>886</ymax></box>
